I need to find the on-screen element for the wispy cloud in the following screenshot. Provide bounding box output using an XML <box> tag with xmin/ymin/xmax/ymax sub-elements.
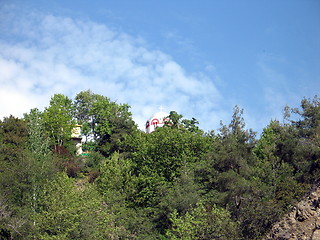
<box><xmin>256</xmin><ymin>53</ymin><xmax>300</xmax><ymax>126</ymax></box>
<box><xmin>0</xmin><ymin>5</ymin><xmax>222</xmax><ymax>131</ymax></box>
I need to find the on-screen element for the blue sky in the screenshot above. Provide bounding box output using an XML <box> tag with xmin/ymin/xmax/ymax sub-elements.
<box><xmin>0</xmin><ymin>0</ymin><xmax>319</xmax><ymax>133</ymax></box>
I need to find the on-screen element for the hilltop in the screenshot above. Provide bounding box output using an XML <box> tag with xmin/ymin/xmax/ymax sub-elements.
<box><xmin>0</xmin><ymin>91</ymin><xmax>319</xmax><ymax>239</ymax></box>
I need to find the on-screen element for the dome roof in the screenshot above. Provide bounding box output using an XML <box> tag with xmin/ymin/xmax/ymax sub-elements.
<box><xmin>145</xmin><ymin>111</ymin><xmax>169</xmax><ymax>133</ymax></box>
<box><xmin>148</xmin><ymin>111</ymin><xmax>169</xmax><ymax>121</ymax></box>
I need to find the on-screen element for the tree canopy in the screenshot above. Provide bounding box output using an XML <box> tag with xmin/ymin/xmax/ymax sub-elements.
<box><xmin>1</xmin><ymin>92</ymin><xmax>319</xmax><ymax>239</ymax></box>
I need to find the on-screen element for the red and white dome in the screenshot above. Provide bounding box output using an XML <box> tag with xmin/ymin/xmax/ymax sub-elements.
<box><xmin>145</xmin><ymin>111</ymin><xmax>169</xmax><ymax>133</ymax></box>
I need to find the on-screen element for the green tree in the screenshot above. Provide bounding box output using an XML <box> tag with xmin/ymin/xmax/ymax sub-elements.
<box><xmin>34</xmin><ymin>173</ymin><xmax>118</xmax><ymax>239</ymax></box>
<box><xmin>253</xmin><ymin>120</ymin><xmax>305</xmax><ymax>206</ymax></box>
<box><xmin>96</xmin><ymin>152</ymin><xmax>135</xmax><ymax>205</ymax></box>
<box><xmin>73</xmin><ymin>90</ymin><xmax>97</xmax><ymax>143</ymax></box>
<box><xmin>24</xmin><ymin>108</ymin><xmax>51</xmax><ymax>161</ymax></box>
<box><xmin>166</xmin><ymin>202</ymin><xmax>239</xmax><ymax>240</ymax></box>
<box><xmin>142</xmin><ymin>127</ymin><xmax>209</xmax><ymax>182</ymax></box>
<box><xmin>74</xmin><ymin>90</ymin><xmax>136</xmax><ymax>156</ymax></box>
<box><xmin>154</xmin><ymin>165</ymin><xmax>202</xmax><ymax>233</ymax></box>
<box><xmin>289</xmin><ymin>96</ymin><xmax>320</xmax><ymax>183</ymax></box>
<box><xmin>215</xmin><ymin>106</ymin><xmax>256</xmax><ymax>174</ymax></box>
<box><xmin>98</xmin><ymin>102</ymin><xmax>136</xmax><ymax>155</ymax></box>
<box><xmin>0</xmin><ymin>116</ymin><xmax>28</xmax><ymax>164</ymax></box>
<box><xmin>181</xmin><ymin>117</ymin><xmax>202</xmax><ymax>134</ymax></box>
<box><xmin>165</xmin><ymin>111</ymin><xmax>202</xmax><ymax>134</ymax></box>
<box><xmin>0</xmin><ymin>116</ymin><xmax>29</xmax><ymax>207</ymax></box>
<box><xmin>0</xmin><ymin>116</ymin><xmax>34</xmax><ymax>238</ymax></box>
<box><xmin>197</xmin><ymin>106</ymin><xmax>255</xmax><ymax>202</ymax></box>
<box><xmin>43</xmin><ymin>94</ymin><xmax>75</xmax><ymax>152</ymax></box>
<box><xmin>96</xmin><ymin>152</ymin><xmax>157</xmax><ymax>238</ymax></box>
<box><xmin>123</xmin><ymin>125</ymin><xmax>211</xmax><ymax>211</ymax></box>
<box><xmin>165</xmin><ymin>111</ymin><xmax>183</xmax><ymax>129</ymax></box>
<box><xmin>246</xmin><ymin>120</ymin><xmax>306</xmax><ymax>239</ymax></box>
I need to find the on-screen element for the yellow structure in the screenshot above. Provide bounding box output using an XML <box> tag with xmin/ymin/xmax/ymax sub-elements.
<box><xmin>71</xmin><ymin>124</ymin><xmax>83</xmax><ymax>155</ymax></box>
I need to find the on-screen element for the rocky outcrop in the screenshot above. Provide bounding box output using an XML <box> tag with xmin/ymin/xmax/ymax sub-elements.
<box><xmin>264</xmin><ymin>186</ymin><xmax>320</xmax><ymax>240</ymax></box>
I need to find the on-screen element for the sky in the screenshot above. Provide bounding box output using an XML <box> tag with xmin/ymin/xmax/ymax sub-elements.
<box><xmin>0</xmin><ymin>0</ymin><xmax>319</xmax><ymax>133</ymax></box>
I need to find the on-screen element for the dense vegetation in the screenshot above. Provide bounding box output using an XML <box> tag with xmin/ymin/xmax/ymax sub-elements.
<box><xmin>0</xmin><ymin>90</ymin><xmax>319</xmax><ymax>239</ymax></box>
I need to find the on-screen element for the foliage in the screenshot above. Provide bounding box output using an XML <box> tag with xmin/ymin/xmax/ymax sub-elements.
<box><xmin>33</xmin><ymin>173</ymin><xmax>119</xmax><ymax>239</ymax></box>
<box><xmin>166</xmin><ymin>202</ymin><xmax>240</xmax><ymax>239</ymax></box>
<box><xmin>24</xmin><ymin>108</ymin><xmax>52</xmax><ymax>161</ymax></box>
<box><xmin>165</xmin><ymin>110</ymin><xmax>203</xmax><ymax>134</ymax></box>
<box><xmin>0</xmin><ymin>92</ymin><xmax>319</xmax><ymax>239</ymax></box>
<box><xmin>74</xmin><ymin>90</ymin><xmax>137</xmax><ymax>156</ymax></box>
<box><xmin>43</xmin><ymin>94</ymin><xmax>75</xmax><ymax>151</ymax></box>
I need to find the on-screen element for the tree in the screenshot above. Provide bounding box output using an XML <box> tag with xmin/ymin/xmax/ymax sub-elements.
<box><xmin>165</xmin><ymin>111</ymin><xmax>202</xmax><ymax>134</ymax></box>
<box><xmin>24</xmin><ymin>108</ymin><xmax>51</xmax><ymax>161</ymax></box>
<box><xmin>0</xmin><ymin>116</ymin><xmax>29</xmax><ymax>207</ymax></box>
<box><xmin>34</xmin><ymin>173</ymin><xmax>119</xmax><ymax>239</ymax></box>
<box><xmin>74</xmin><ymin>90</ymin><xmax>106</xmax><ymax>142</ymax></box>
<box><xmin>194</xmin><ymin>106</ymin><xmax>260</xmax><ymax>238</ymax></box>
<box><xmin>247</xmin><ymin>120</ymin><xmax>305</xmax><ymax>238</ymax></box>
<box><xmin>0</xmin><ymin>194</ymin><xmax>26</xmax><ymax>240</ymax></box>
<box><xmin>96</xmin><ymin>152</ymin><xmax>135</xmax><ymax>205</ymax></box>
<box><xmin>289</xmin><ymin>96</ymin><xmax>320</xmax><ymax>183</ymax></box>
<box><xmin>73</xmin><ymin>90</ymin><xmax>97</xmax><ymax>143</ymax></box>
<box><xmin>43</xmin><ymin>94</ymin><xmax>75</xmax><ymax>152</ymax></box>
<box><xmin>181</xmin><ymin>117</ymin><xmax>202</xmax><ymax>134</ymax></box>
<box><xmin>73</xmin><ymin>90</ymin><xmax>136</xmax><ymax>155</ymax></box>
<box><xmin>154</xmin><ymin>165</ymin><xmax>202</xmax><ymax>233</ymax></box>
<box><xmin>166</xmin><ymin>202</ymin><xmax>240</xmax><ymax>240</ymax></box>
<box><xmin>96</xmin><ymin>152</ymin><xmax>159</xmax><ymax>238</ymax></box>
<box><xmin>98</xmin><ymin>102</ymin><xmax>136</xmax><ymax>155</ymax></box>
<box><xmin>165</xmin><ymin>111</ymin><xmax>183</xmax><ymax>129</ymax></box>
<box><xmin>0</xmin><ymin>116</ymin><xmax>35</xmax><ymax>238</ymax></box>
<box><xmin>290</xmin><ymin>96</ymin><xmax>320</xmax><ymax>137</ymax></box>
<box><xmin>126</xmin><ymin>126</ymin><xmax>210</xmax><ymax>185</ymax></box>
<box><xmin>214</xmin><ymin>106</ymin><xmax>256</xmax><ymax>174</ymax></box>
<box><xmin>0</xmin><ymin>116</ymin><xmax>28</xmax><ymax>163</ymax></box>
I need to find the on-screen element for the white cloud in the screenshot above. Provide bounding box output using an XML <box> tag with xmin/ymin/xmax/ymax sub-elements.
<box><xmin>257</xmin><ymin>54</ymin><xmax>299</xmax><ymax>123</ymax></box>
<box><xmin>0</xmin><ymin>5</ymin><xmax>222</xmax><ymax>131</ymax></box>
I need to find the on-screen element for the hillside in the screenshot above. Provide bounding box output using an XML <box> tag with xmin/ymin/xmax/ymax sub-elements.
<box><xmin>265</xmin><ymin>184</ymin><xmax>320</xmax><ymax>240</ymax></box>
<box><xmin>0</xmin><ymin>92</ymin><xmax>319</xmax><ymax>239</ymax></box>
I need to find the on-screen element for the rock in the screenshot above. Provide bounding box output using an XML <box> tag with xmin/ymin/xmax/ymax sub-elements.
<box><xmin>312</xmin><ymin>230</ymin><xmax>320</xmax><ymax>240</ymax></box>
<box><xmin>264</xmin><ymin>186</ymin><xmax>320</xmax><ymax>240</ymax></box>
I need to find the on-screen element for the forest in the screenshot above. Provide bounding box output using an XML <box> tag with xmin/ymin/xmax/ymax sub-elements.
<box><xmin>0</xmin><ymin>90</ymin><xmax>319</xmax><ymax>240</ymax></box>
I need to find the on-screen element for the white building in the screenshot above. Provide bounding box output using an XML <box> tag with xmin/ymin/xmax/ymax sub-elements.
<box><xmin>145</xmin><ymin>110</ymin><xmax>169</xmax><ymax>133</ymax></box>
